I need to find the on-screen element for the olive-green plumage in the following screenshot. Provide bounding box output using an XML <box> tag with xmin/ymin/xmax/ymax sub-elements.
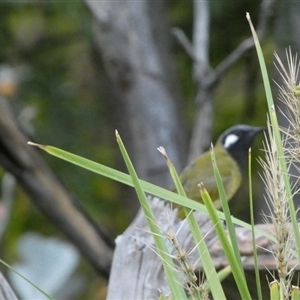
<box><xmin>177</xmin><ymin>124</ymin><xmax>264</xmax><ymax>218</ymax></box>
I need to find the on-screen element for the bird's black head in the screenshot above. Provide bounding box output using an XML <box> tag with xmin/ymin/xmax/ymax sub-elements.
<box><xmin>217</xmin><ymin>124</ymin><xmax>265</xmax><ymax>171</ymax></box>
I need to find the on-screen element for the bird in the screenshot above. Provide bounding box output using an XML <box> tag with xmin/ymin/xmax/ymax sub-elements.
<box><xmin>176</xmin><ymin>124</ymin><xmax>265</xmax><ymax>218</ymax></box>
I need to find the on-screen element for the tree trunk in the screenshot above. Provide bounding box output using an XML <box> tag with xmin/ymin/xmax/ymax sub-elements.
<box><xmin>0</xmin><ymin>97</ymin><xmax>114</xmax><ymax>278</ymax></box>
<box><xmin>86</xmin><ymin>0</ymin><xmax>186</xmax><ymax>190</ymax></box>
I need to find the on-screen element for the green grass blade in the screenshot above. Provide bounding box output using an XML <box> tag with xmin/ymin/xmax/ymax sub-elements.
<box><xmin>200</xmin><ymin>184</ymin><xmax>252</xmax><ymax>300</ymax></box>
<box><xmin>247</xmin><ymin>13</ymin><xmax>300</xmax><ymax>261</ymax></box>
<box><xmin>217</xmin><ymin>265</ymin><xmax>232</xmax><ymax>282</ymax></box>
<box><xmin>115</xmin><ymin>132</ymin><xmax>187</xmax><ymax>299</ymax></box>
<box><xmin>291</xmin><ymin>286</ymin><xmax>300</xmax><ymax>300</ymax></box>
<box><xmin>0</xmin><ymin>259</ymin><xmax>54</xmax><ymax>300</ymax></box>
<box><xmin>158</xmin><ymin>147</ymin><xmax>226</xmax><ymax>300</ymax></box>
<box><xmin>210</xmin><ymin>147</ymin><xmax>246</xmax><ymax>279</ymax></box>
<box><xmin>27</xmin><ymin>142</ymin><xmax>276</xmax><ymax>243</ymax></box>
<box><xmin>158</xmin><ymin>146</ymin><xmax>192</xmax><ymax>218</ymax></box>
<box><xmin>248</xmin><ymin>149</ymin><xmax>263</xmax><ymax>300</ymax></box>
<box><xmin>269</xmin><ymin>281</ymin><xmax>280</xmax><ymax>300</ymax></box>
<box><xmin>27</xmin><ymin>142</ymin><xmax>207</xmax><ymax>213</ymax></box>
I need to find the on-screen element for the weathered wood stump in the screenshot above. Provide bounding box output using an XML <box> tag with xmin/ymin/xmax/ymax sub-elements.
<box><xmin>107</xmin><ymin>196</ymin><xmax>298</xmax><ymax>299</ymax></box>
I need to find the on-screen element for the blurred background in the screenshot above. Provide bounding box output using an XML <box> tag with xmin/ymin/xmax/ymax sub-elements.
<box><xmin>0</xmin><ymin>0</ymin><xmax>298</xmax><ymax>298</ymax></box>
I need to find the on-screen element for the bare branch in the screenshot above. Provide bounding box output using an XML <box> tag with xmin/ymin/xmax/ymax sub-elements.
<box><xmin>188</xmin><ymin>0</ymin><xmax>214</xmax><ymax>159</ymax></box>
<box><xmin>215</xmin><ymin>0</ymin><xmax>275</xmax><ymax>78</ymax></box>
<box><xmin>193</xmin><ymin>0</ymin><xmax>210</xmax><ymax>64</ymax></box>
<box><xmin>172</xmin><ymin>0</ymin><xmax>275</xmax><ymax>87</ymax></box>
<box><xmin>0</xmin><ymin>97</ymin><xmax>114</xmax><ymax>278</ymax></box>
<box><xmin>0</xmin><ymin>173</ymin><xmax>16</xmax><ymax>240</ymax></box>
<box><xmin>172</xmin><ymin>0</ymin><xmax>275</xmax><ymax>160</ymax></box>
<box><xmin>171</xmin><ymin>28</ymin><xmax>198</xmax><ymax>62</ymax></box>
<box><xmin>86</xmin><ymin>0</ymin><xmax>185</xmax><ymax>184</ymax></box>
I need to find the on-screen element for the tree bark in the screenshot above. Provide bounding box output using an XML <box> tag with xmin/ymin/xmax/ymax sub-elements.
<box><xmin>86</xmin><ymin>0</ymin><xmax>186</xmax><ymax>189</ymax></box>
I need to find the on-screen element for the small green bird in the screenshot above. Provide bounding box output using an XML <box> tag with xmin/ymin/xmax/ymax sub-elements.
<box><xmin>177</xmin><ymin>124</ymin><xmax>264</xmax><ymax>218</ymax></box>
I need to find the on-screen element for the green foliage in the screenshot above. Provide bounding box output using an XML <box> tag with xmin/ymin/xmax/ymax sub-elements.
<box><xmin>24</xmin><ymin>12</ymin><xmax>300</xmax><ymax>299</ymax></box>
<box><xmin>0</xmin><ymin>1</ymin><xmax>268</xmax><ymax>239</ymax></box>
<box><xmin>24</xmin><ymin>124</ymin><xmax>289</xmax><ymax>299</ymax></box>
<box><xmin>0</xmin><ymin>2</ymin><xmax>277</xmax><ymax>298</ymax></box>
<box><xmin>116</xmin><ymin>135</ymin><xmax>188</xmax><ymax>299</ymax></box>
<box><xmin>2</xmin><ymin>3</ymin><xmax>130</xmax><ymax>234</ymax></box>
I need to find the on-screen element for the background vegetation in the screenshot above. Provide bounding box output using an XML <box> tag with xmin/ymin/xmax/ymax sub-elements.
<box><xmin>0</xmin><ymin>0</ymin><xmax>298</xmax><ymax>298</ymax></box>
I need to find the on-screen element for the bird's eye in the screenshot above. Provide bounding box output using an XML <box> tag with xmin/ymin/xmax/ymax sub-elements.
<box><xmin>224</xmin><ymin>134</ymin><xmax>239</xmax><ymax>148</ymax></box>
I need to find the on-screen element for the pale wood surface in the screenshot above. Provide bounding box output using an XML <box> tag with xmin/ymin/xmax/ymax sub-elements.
<box><xmin>0</xmin><ymin>272</ymin><xmax>18</xmax><ymax>300</ymax></box>
<box><xmin>107</xmin><ymin>196</ymin><xmax>296</xmax><ymax>299</ymax></box>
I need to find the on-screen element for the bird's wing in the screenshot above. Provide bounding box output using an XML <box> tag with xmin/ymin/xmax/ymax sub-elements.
<box><xmin>179</xmin><ymin>151</ymin><xmax>216</xmax><ymax>201</ymax></box>
<box><xmin>214</xmin><ymin>153</ymin><xmax>241</xmax><ymax>199</ymax></box>
<box><xmin>179</xmin><ymin>149</ymin><xmax>241</xmax><ymax>202</ymax></box>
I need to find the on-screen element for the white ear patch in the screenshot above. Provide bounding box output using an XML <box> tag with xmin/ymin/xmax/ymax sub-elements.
<box><xmin>224</xmin><ymin>134</ymin><xmax>239</xmax><ymax>148</ymax></box>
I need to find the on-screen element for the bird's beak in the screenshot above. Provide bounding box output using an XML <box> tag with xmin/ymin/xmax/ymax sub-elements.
<box><xmin>255</xmin><ymin>127</ymin><xmax>266</xmax><ymax>134</ymax></box>
<box><xmin>250</xmin><ymin>127</ymin><xmax>266</xmax><ymax>141</ymax></box>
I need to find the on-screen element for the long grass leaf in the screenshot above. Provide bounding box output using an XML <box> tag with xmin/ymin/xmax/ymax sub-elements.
<box><xmin>115</xmin><ymin>132</ymin><xmax>187</xmax><ymax>298</ymax></box>
<box><xmin>158</xmin><ymin>147</ymin><xmax>226</xmax><ymax>299</ymax></box>
<box><xmin>0</xmin><ymin>259</ymin><xmax>54</xmax><ymax>300</ymax></box>
<box><xmin>28</xmin><ymin>142</ymin><xmax>206</xmax><ymax>212</ymax></box>
<box><xmin>27</xmin><ymin>142</ymin><xmax>276</xmax><ymax>242</ymax></box>
<box><xmin>248</xmin><ymin>149</ymin><xmax>263</xmax><ymax>300</ymax></box>
<box><xmin>246</xmin><ymin>13</ymin><xmax>300</xmax><ymax>261</ymax></box>
<box><xmin>210</xmin><ymin>147</ymin><xmax>245</xmax><ymax>278</ymax></box>
<box><xmin>200</xmin><ymin>184</ymin><xmax>252</xmax><ymax>300</ymax></box>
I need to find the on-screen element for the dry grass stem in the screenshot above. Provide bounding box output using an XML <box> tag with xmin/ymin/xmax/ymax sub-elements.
<box><xmin>167</xmin><ymin>230</ymin><xmax>208</xmax><ymax>299</ymax></box>
<box><xmin>260</xmin><ymin>48</ymin><xmax>300</xmax><ymax>298</ymax></box>
<box><xmin>259</xmin><ymin>122</ymin><xmax>294</xmax><ymax>298</ymax></box>
<box><xmin>274</xmin><ymin>48</ymin><xmax>300</xmax><ymax>164</ymax></box>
